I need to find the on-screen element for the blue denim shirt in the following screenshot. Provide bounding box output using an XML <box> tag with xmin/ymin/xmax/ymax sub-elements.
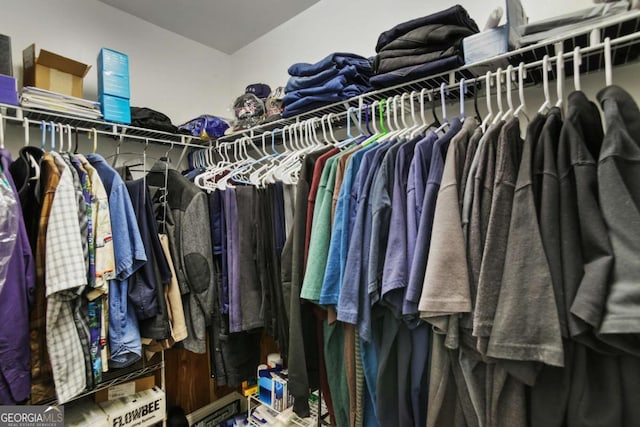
<box><xmin>87</xmin><ymin>154</ymin><xmax>146</xmax><ymax>368</ymax></box>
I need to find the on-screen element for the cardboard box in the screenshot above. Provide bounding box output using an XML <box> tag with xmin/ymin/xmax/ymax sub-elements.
<box><xmin>98</xmin><ymin>48</ymin><xmax>130</xmax><ymax>99</ymax></box>
<box><xmin>94</xmin><ymin>376</ymin><xmax>155</xmax><ymax>403</ymax></box>
<box><xmin>65</xmin><ymin>398</ymin><xmax>108</xmax><ymax>427</ymax></box>
<box><xmin>100</xmin><ymin>94</ymin><xmax>131</xmax><ymax>124</ymax></box>
<box><xmin>0</xmin><ymin>34</ymin><xmax>12</xmax><ymax>76</ymax></box>
<box><xmin>0</xmin><ymin>74</ymin><xmax>18</xmax><ymax>105</ymax></box>
<box><xmin>22</xmin><ymin>44</ymin><xmax>91</xmax><ymax>98</ymax></box>
<box><xmin>99</xmin><ymin>387</ymin><xmax>165</xmax><ymax>427</ymax></box>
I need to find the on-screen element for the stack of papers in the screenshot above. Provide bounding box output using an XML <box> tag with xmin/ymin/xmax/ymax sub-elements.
<box><xmin>20</xmin><ymin>86</ymin><xmax>102</xmax><ymax>119</ymax></box>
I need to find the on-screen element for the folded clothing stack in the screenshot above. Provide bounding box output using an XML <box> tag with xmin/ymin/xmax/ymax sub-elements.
<box><xmin>371</xmin><ymin>5</ymin><xmax>479</xmax><ymax>88</ymax></box>
<box><xmin>283</xmin><ymin>52</ymin><xmax>373</xmax><ymax>117</ymax></box>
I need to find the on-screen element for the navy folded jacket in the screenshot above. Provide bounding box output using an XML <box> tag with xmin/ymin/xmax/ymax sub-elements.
<box><xmin>370</xmin><ymin>55</ymin><xmax>464</xmax><ymax>88</ymax></box>
<box><xmin>288</xmin><ymin>52</ymin><xmax>372</xmax><ymax>77</ymax></box>
<box><xmin>375</xmin><ymin>4</ymin><xmax>479</xmax><ymax>52</ymax></box>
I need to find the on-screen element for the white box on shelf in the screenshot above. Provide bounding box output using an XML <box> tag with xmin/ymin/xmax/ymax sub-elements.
<box><xmin>98</xmin><ymin>387</ymin><xmax>165</xmax><ymax>427</ymax></box>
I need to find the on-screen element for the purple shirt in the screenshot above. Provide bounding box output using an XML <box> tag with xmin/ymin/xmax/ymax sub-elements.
<box><xmin>0</xmin><ymin>149</ymin><xmax>35</xmax><ymax>404</ymax></box>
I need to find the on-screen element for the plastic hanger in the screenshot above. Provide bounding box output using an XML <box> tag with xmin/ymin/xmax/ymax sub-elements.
<box><xmin>23</xmin><ymin>118</ymin><xmax>30</xmax><ymax>147</ymax></box>
<box><xmin>66</xmin><ymin>125</ymin><xmax>73</xmax><ymax>153</ymax></box>
<box><xmin>481</xmin><ymin>72</ymin><xmax>493</xmax><ymax>132</ymax></box>
<box><xmin>538</xmin><ymin>55</ymin><xmax>552</xmax><ymax>114</ymax></box>
<box><xmin>604</xmin><ymin>37</ymin><xmax>612</xmax><ymax>86</ymax></box>
<box><xmin>473</xmin><ymin>79</ymin><xmax>483</xmax><ymax>123</ymax></box>
<box><xmin>338</xmin><ymin>107</ymin><xmax>361</xmax><ymax>148</ymax></box>
<box><xmin>410</xmin><ymin>89</ymin><xmax>429</xmax><ymax>138</ymax></box>
<box><xmin>501</xmin><ymin>66</ymin><xmax>514</xmax><ymax>121</ymax></box>
<box><xmin>556</xmin><ymin>46</ymin><xmax>564</xmax><ymax>112</ymax></box>
<box><xmin>57</xmin><ymin>122</ymin><xmax>65</xmax><ymax>152</ymax></box>
<box><xmin>492</xmin><ymin>68</ymin><xmax>504</xmax><ymax>125</ymax></box>
<box><xmin>40</xmin><ymin>121</ymin><xmax>47</xmax><ymax>151</ymax></box>
<box><xmin>398</xmin><ymin>91</ymin><xmax>419</xmax><ymax>139</ymax></box>
<box><xmin>430</xmin><ymin>91</ymin><xmax>441</xmax><ymax>129</ymax></box>
<box><xmin>573</xmin><ymin>47</ymin><xmax>582</xmax><ymax>91</ymax></box>
<box><xmin>73</xmin><ymin>127</ymin><xmax>80</xmax><ymax>154</ymax></box>
<box><xmin>514</xmin><ymin>62</ymin><xmax>529</xmax><ymax>119</ymax></box>
<box><xmin>49</xmin><ymin>121</ymin><xmax>56</xmax><ymax>152</ymax></box>
<box><xmin>89</xmin><ymin>128</ymin><xmax>98</xmax><ymax>153</ymax></box>
<box><xmin>459</xmin><ymin>78</ymin><xmax>467</xmax><ymax>120</ymax></box>
<box><xmin>0</xmin><ymin>113</ymin><xmax>4</xmax><ymax>150</ymax></box>
<box><xmin>434</xmin><ymin>82</ymin><xmax>450</xmax><ymax>134</ymax></box>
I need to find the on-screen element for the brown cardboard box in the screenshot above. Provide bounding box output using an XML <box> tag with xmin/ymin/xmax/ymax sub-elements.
<box><xmin>22</xmin><ymin>44</ymin><xmax>91</xmax><ymax>98</ymax></box>
<box><xmin>94</xmin><ymin>375</ymin><xmax>156</xmax><ymax>403</ymax></box>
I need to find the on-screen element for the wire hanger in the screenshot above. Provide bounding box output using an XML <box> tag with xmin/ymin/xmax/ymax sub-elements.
<box><xmin>573</xmin><ymin>46</ymin><xmax>582</xmax><ymax>91</ymax></box>
<box><xmin>481</xmin><ymin>71</ymin><xmax>493</xmax><ymax>132</ymax></box>
<box><xmin>538</xmin><ymin>55</ymin><xmax>552</xmax><ymax>114</ymax></box>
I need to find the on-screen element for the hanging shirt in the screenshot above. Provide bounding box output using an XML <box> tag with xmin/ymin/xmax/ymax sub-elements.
<box><xmin>46</xmin><ymin>152</ymin><xmax>88</xmax><ymax>403</ymax></box>
<box><xmin>596</xmin><ymin>85</ymin><xmax>640</xmax><ymax>355</ymax></box>
<box><xmin>30</xmin><ymin>153</ymin><xmax>59</xmax><ymax>403</ymax></box>
<box><xmin>473</xmin><ymin>117</ymin><xmax>525</xmax><ymax>355</ymax></box>
<box><xmin>486</xmin><ymin>115</ymin><xmax>564</xmax><ymax>367</ymax></box>
<box><xmin>419</xmin><ymin>118</ymin><xmax>478</xmax><ymax>324</ymax></box>
<box><xmin>380</xmin><ymin>135</ymin><xmax>422</xmax><ymax>316</ymax></box>
<box><xmin>558</xmin><ymin>91</ymin><xmax>613</xmax><ymax>348</ymax></box>
<box><xmin>87</xmin><ymin>154</ymin><xmax>146</xmax><ymax>368</ymax></box>
<box><xmin>406</xmin><ymin>118</ymin><xmax>463</xmax><ymax>317</ymax></box>
<box><xmin>0</xmin><ymin>149</ymin><xmax>35</xmax><ymax>405</ymax></box>
<box><xmin>76</xmin><ymin>154</ymin><xmax>115</xmax><ymax>373</ymax></box>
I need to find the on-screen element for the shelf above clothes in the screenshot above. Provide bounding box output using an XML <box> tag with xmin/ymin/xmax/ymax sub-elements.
<box><xmin>0</xmin><ymin>103</ymin><xmax>205</xmax><ymax>148</ymax></box>
<box><xmin>218</xmin><ymin>9</ymin><xmax>640</xmax><ymax>144</ymax></box>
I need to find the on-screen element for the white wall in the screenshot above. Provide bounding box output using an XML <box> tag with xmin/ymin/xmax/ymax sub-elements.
<box><xmin>0</xmin><ymin>0</ymin><xmax>232</xmax><ymax>124</ymax></box>
<box><xmin>230</xmin><ymin>0</ymin><xmax>600</xmax><ymax>94</ymax></box>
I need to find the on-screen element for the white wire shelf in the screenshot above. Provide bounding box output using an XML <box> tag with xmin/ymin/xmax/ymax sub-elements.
<box><xmin>0</xmin><ymin>103</ymin><xmax>205</xmax><ymax>147</ymax></box>
<box><xmin>217</xmin><ymin>9</ymin><xmax>640</xmax><ymax>143</ymax></box>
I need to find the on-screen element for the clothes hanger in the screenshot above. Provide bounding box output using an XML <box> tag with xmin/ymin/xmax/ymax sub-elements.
<box><xmin>105</xmin><ymin>134</ymin><xmax>125</xmax><ymax>166</ymax></box>
<box><xmin>73</xmin><ymin>127</ymin><xmax>80</xmax><ymax>154</ymax></box>
<box><xmin>23</xmin><ymin>118</ymin><xmax>30</xmax><ymax>147</ymax></box>
<box><xmin>66</xmin><ymin>125</ymin><xmax>73</xmax><ymax>153</ymax></box>
<box><xmin>556</xmin><ymin>45</ymin><xmax>564</xmax><ymax>112</ymax></box>
<box><xmin>481</xmin><ymin>72</ymin><xmax>493</xmax><ymax>132</ymax></box>
<box><xmin>492</xmin><ymin>68</ymin><xmax>504</xmax><ymax>125</ymax></box>
<box><xmin>434</xmin><ymin>82</ymin><xmax>450</xmax><ymax>134</ymax></box>
<box><xmin>0</xmin><ymin>113</ymin><xmax>4</xmax><ymax>150</ymax></box>
<box><xmin>604</xmin><ymin>37</ymin><xmax>613</xmax><ymax>86</ymax></box>
<box><xmin>49</xmin><ymin>121</ymin><xmax>57</xmax><ymax>152</ymax></box>
<box><xmin>538</xmin><ymin>55</ymin><xmax>552</xmax><ymax>114</ymax></box>
<box><xmin>57</xmin><ymin>122</ymin><xmax>65</xmax><ymax>152</ymax></box>
<box><xmin>410</xmin><ymin>89</ymin><xmax>429</xmax><ymax>138</ymax></box>
<box><xmin>40</xmin><ymin>121</ymin><xmax>47</xmax><ymax>151</ymax></box>
<box><xmin>501</xmin><ymin>66</ymin><xmax>514</xmax><ymax>121</ymax></box>
<box><xmin>337</xmin><ymin>107</ymin><xmax>361</xmax><ymax>148</ymax></box>
<box><xmin>473</xmin><ymin>79</ymin><xmax>483</xmax><ymax>123</ymax></box>
<box><xmin>430</xmin><ymin>90</ymin><xmax>441</xmax><ymax>129</ymax></box>
<box><xmin>459</xmin><ymin>78</ymin><xmax>467</xmax><ymax>121</ymax></box>
<box><xmin>514</xmin><ymin>62</ymin><xmax>529</xmax><ymax>120</ymax></box>
<box><xmin>89</xmin><ymin>128</ymin><xmax>98</xmax><ymax>153</ymax></box>
<box><xmin>573</xmin><ymin>46</ymin><xmax>582</xmax><ymax>91</ymax></box>
<box><xmin>397</xmin><ymin>91</ymin><xmax>418</xmax><ymax>139</ymax></box>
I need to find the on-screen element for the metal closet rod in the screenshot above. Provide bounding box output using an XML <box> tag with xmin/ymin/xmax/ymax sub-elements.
<box><xmin>1</xmin><ymin>114</ymin><xmax>202</xmax><ymax>148</ymax></box>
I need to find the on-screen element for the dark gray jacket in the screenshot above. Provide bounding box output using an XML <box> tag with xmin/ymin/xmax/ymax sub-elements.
<box><xmin>597</xmin><ymin>86</ymin><xmax>640</xmax><ymax>355</ymax></box>
<box><xmin>147</xmin><ymin>162</ymin><xmax>215</xmax><ymax>353</ymax></box>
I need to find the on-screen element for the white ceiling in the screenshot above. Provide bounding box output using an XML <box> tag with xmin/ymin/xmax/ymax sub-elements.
<box><xmin>98</xmin><ymin>0</ymin><xmax>321</xmax><ymax>54</ymax></box>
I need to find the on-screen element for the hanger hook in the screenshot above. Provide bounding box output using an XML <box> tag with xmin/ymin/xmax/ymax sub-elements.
<box><xmin>573</xmin><ymin>46</ymin><xmax>582</xmax><ymax>91</ymax></box>
<box><xmin>604</xmin><ymin>37</ymin><xmax>612</xmax><ymax>86</ymax></box>
<box><xmin>440</xmin><ymin>82</ymin><xmax>448</xmax><ymax>123</ymax></box>
<box><xmin>459</xmin><ymin>78</ymin><xmax>467</xmax><ymax>118</ymax></box>
<box><xmin>539</xmin><ymin>55</ymin><xmax>551</xmax><ymax>114</ymax></box>
<box><xmin>66</xmin><ymin>124</ymin><xmax>73</xmax><ymax>152</ymax></box>
<box><xmin>23</xmin><ymin>118</ymin><xmax>30</xmax><ymax>147</ymax></box>
<box><xmin>49</xmin><ymin>121</ymin><xmax>56</xmax><ymax>152</ymax></box>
